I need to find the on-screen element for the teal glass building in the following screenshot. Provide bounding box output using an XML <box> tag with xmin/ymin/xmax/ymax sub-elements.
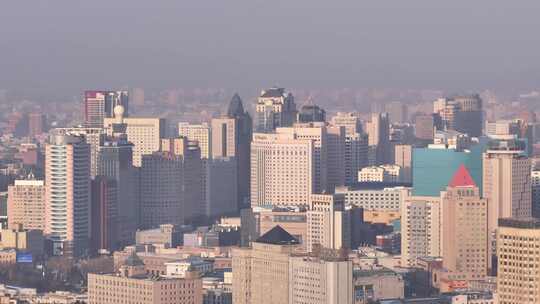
<box><xmin>412</xmin><ymin>141</ymin><xmax>487</xmax><ymax>196</ymax></box>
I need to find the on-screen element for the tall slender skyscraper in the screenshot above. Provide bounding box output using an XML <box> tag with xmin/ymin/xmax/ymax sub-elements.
<box><xmin>255</xmin><ymin>87</ymin><xmax>297</xmax><ymax>133</ymax></box>
<box><xmin>45</xmin><ymin>131</ymin><xmax>91</xmax><ymax>257</ymax></box>
<box><xmin>220</xmin><ymin>94</ymin><xmax>253</xmax><ymax>209</ymax></box>
<box><xmin>84</xmin><ymin>90</ymin><xmax>128</xmax><ymax>128</ymax></box>
<box><xmin>97</xmin><ymin>112</ymin><xmax>138</xmax><ymax>246</ymax></box>
<box><xmin>483</xmin><ymin>138</ymin><xmax>531</xmax><ymax>271</ymax></box>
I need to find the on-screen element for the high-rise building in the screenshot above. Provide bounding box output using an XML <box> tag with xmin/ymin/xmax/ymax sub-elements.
<box><xmin>275</xmin><ymin>123</ymin><xmax>345</xmax><ymax>193</ymax></box>
<box><xmin>433</xmin><ymin>94</ymin><xmax>483</xmax><ymax>137</ymax></box>
<box><xmin>178</xmin><ymin>122</ymin><xmax>212</xmax><ymax>216</ymax></box>
<box><xmin>440</xmin><ymin>165</ymin><xmax>488</xmax><ymax>281</ymax></box>
<box><xmin>207</xmin><ymin>157</ymin><xmax>237</xmax><ymax>217</ymax></box>
<box><xmin>211</xmin><ymin>118</ymin><xmax>236</xmax><ymax>159</ymax></box>
<box><xmin>385</xmin><ymin>101</ymin><xmax>408</xmax><ymax>124</ymax></box>
<box><xmin>7</xmin><ymin>178</ymin><xmax>45</xmax><ymax>231</ymax></box>
<box><xmin>97</xmin><ymin>135</ymin><xmax>138</xmax><ymax>246</ymax></box>
<box><xmin>401</xmin><ymin>195</ymin><xmax>441</xmax><ymax>267</ymax></box>
<box><xmin>394</xmin><ymin>145</ymin><xmax>412</xmax><ymax>183</ymax></box>
<box><xmin>45</xmin><ymin>132</ymin><xmax>91</xmax><ymax>257</ymax></box>
<box><xmin>330</xmin><ymin>112</ymin><xmax>368</xmax><ymax>185</ymax></box>
<box><xmin>28</xmin><ymin>113</ymin><xmax>46</xmax><ymax>137</ymax></box>
<box><xmin>250</xmin><ymin>132</ymin><xmax>313</xmax><ymax>208</ymax></box>
<box><xmin>90</xmin><ymin>176</ymin><xmax>118</xmax><ymax>253</ymax></box>
<box><xmin>414</xmin><ymin>114</ymin><xmax>435</xmax><ymax>141</ymax></box>
<box><xmin>307</xmin><ymin>194</ymin><xmax>351</xmax><ymax>252</ymax></box>
<box><xmin>366</xmin><ymin>112</ymin><xmax>390</xmax><ymax>165</ymax></box>
<box><xmin>289</xmin><ymin>254</ymin><xmax>353</xmax><ymax>304</ymax></box>
<box><xmin>178</xmin><ymin>122</ymin><xmax>211</xmax><ymax>159</ymax></box>
<box><xmin>55</xmin><ymin>127</ymin><xmax>105</xmax><ymax>178</ymax></box>
<box><xmin>330</xmin><ymin>112</ymin><xmax>363</xmax><ymax>134</ymax></box>
<box><xmin>104</xmin><ymin>109</ymin><xmax>165</xmax><ymax>167</ymax></box>
<box><xmin>297</xmin><ymin>104</ymin><xmax>326</xmax><ymax>123</ymax></box>
<box><xmin>141</xmin><ymin>138</ymin><xmax>202</xmax><ymax>228</ymax></box>
<box><xmin>532</xmin><ymin>170</ymin><xmax>540</xmax><ymax>218</ymax></box>
<box><xmin>84</xmin><ymin>90</ymin><xmax>128</xmax><ymax>128</ymax></box>
<box><xmin>140</xmin><ymin>152</ymin><xmax>185</xmax><ymax>228</ymax></box>
<box><xmin>483</xmin><ymin>138</ymin><xmax>531</xmax><ymax>270</ymax></box>
<box><xmin>232</xmin><ymin>226</ymin><xmax>301</xmax><ymax>304</ymax></box>
<box><xmin>255</xmin><ymin>87</ymin><xmax>297</xmax><ymax>133</ymax></box>
<box><xmin>485</xmin><ymin>120</ymin><xmax>521</xmax><ymax>138</ymax></box>
<box><xmin>225</xmin><ymin>94</ymin><xmax>253</xmax><ymax>209</ymax></box>
<box><xmin>497</xmin><ymin>218</ymin><xmax>540</xmax><ymax>304</ymax></box>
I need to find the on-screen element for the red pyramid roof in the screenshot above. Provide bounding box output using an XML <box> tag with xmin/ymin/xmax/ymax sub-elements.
<box><xmin>448</xmin><ymin>164</ymin><xmax>476</xmax><ymax>187</ymax></box>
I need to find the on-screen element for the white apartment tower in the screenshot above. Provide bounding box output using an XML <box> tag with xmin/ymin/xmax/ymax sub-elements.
<box><xmin>45</xmin><ymin>132</ymin><xmax>91</xmax><ymax>257</ymax></box>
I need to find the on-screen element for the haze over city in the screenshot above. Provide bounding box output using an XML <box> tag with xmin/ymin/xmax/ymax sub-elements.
<box><xmin>2</xmin><ymin>0</ymin><xmax>540</xmax><ymax>99</ymax></box>
<box><xmin>2</xmin><ymin>1</ymin><xmax>540</xmax><ymax>304</ymax></box>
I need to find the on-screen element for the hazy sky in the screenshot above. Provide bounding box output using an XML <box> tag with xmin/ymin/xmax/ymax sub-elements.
<box><xmin>1</xmin><ymin>0</ymin><xmax>540</xmax><ymax>98</ymax></box>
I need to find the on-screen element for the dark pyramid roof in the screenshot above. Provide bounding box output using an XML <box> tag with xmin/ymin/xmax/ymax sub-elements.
<box><xmin>255</xmin><ymin>225</ymin><xmax>300</xmax><ymax>245</ymax></box>
<box><xmin>448</xmin><ymin>164</ymin><xmax>476</xmax><ymax>187</ymax></box>
<box><xmin>227</xmin><ymin>93</ymin><xmax>245</xmax><ymax>117</ymax></box>
<box><xmin>124</xmin><ymin>251</ymin><xmax>144</xmax><ymax>267</ymax></box>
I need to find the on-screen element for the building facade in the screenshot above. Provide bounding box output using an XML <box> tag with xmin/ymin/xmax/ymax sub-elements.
<box><xmin>45</xmin><ymin>132</ymin><xmax>91</xmax><ymax>257</ymax></box>
<box><xmin>7</xmin><ymin>179</ymin><xmax>45</xmax><ymax>231</ymax></box>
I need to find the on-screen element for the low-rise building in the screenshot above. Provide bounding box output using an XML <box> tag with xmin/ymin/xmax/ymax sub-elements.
<box><xmin>353</xmin><ymin>265</ymin><xmax>405</xmax><ymax>304</ymax></box>
<box><xmin>336</xmin><ymin>185</ymin><xmax>410</xmax><ymax>212</ymax></box>
<box><xmin>88</xmin><ymin>253</ymin><xmax>202</xmax><ymax>304</ymax></box>
<box><xmin>135</xmin><ymin>224</ymin><xmax>185</xmax><ymax>248</ymax></box>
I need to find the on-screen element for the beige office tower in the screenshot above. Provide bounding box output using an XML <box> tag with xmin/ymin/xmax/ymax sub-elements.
<box><xmin>7</xmin><ymin>178</ymin><xmax>45</xmax><ymax>231</ymax></box>
<box><xmin>394</xmin><ymin>144</ymin><xmax>412</xmax><ymax>183</ymax></box>
<box><xmin>88</xmin><ymin>253</ymin><xmax>202</xmax><ymax>304</ymax></box>
<box><xmin>330</xmin><ymin>112</ymin><xmax>368</xmax><ymax>185</ymax></box>
<box><xmin>440</xmin><ymin>165</ymin><xmax>488</xmax><ymax>280</ymax></box>
<box><xmin>497</xmin><ymin>218</ymin><xmax>540</xmax><ymax>304</ymax></box>
<box><xmin>251</xmin><ymin>132</ymin><xmax>314</xmax><ymax>208</ymax></box>
<box><xmin>307</xmin><ymin>194</ymin><xmax>351</xmax><ymax>252</ymax></box>
<box><xmin>104</xmin><ymin>113</ymin><xmax>165</xmax><ymax>166</ymax></box>
<box><xmin>45</xmin><ymin>132</ymin><xmax>91</xmax><ymax>257</ymax></box>
<box><xmin>276</xmin><ymin>122</ymin><xmax>345</xmax><ymax>193</ymax></box>
<box><xmin>178</xmin><ymin>122</ymin><xmax>211</xmax><ymax>158</ymax></box>
<box><xmin>401</xmin><ymin>195</ymin><xmax>441</xmax><ymax>267</ymax></box>
<box><xmin>482</xmin><ymin>139</ymin><xmax>531</xmax><ymax>269</ymax></box>
<box><xmin>55</xmin><ymin>127</ymin><xmax>105</xmax><ymax>178</ymax></box>
<box><xmin>289</xmin><ymin>255</ymin><xmax>353</xmax><ymax>304</ymax></box>
<box><xmin>232</xmin><ymin>226</ymin><xmax>301</xmax><ymax>304</ymax></box>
